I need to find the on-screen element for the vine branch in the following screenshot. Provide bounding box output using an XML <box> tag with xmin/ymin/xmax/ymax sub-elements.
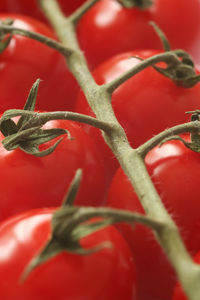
<box><xmin>34</xmin><ymin>0</ymin><xmax>200</xmax><ymax>299</ymax></box>
<box><xmin>138</xmin><ymin>120</ymin><xmax>200</xmax><ymax>157</ymax></box>
<box><xmin>69</xmin><ymin>0</ymin><xmax>100</xmax><ymax>24</ymax></box>
<box><xmin>0</xmin><ymin>24</ymin><xmax>72</xmax><ymax>56</ymax></box>
<box><xmin>105</xmin><ymin>51</ymin><xmax>180</xmax><ymax>93</ymax></box>
<box><xmin>56</xmin><ymin>206</ymin><xmax>165</xmax><ymax>235</ymax></box>
<box><xmin>0</xmin><ymin>110</ymin><xmax>112</xmax><ymax>132</ymax></box>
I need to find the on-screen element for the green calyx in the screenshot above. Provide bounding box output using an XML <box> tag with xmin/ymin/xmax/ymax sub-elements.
<box><xmin>22</xmin><ymin>208</ymin><xmax>111</xmax><ymax>281</ymax></box>
<box><xmin>149</xmin><ymin>22</ymin><xmax>200</xmax><ymax>88</ymax></box>
<box><xmin>0</xmin><ymin>79</ymin><xmax>69</xmax><ymax>157</ymax></box>
<box><xmin>154</xmin><ymin>57</ymin><xmax>200</xmax><ymax>88</ymax></box>
<box><xmin>22</xmin><ymin>170</ymin><xmax>112</xmax><ymax>281</ymax></box>
<box><xmin>117</xmin><ymin>0</ymin><xmax>152</xmax><ymax>9</ymax></box>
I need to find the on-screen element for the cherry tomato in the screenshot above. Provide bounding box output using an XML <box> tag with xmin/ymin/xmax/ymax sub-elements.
<box><xmin>0</xmin><ymin>208</ymin><xmax>137</xmax><ymax>300</ymax></box>
<box><xmin>0</xmin><ymin>3</ymin><xmax>7</xmax><ymax>10</ymax></box>
<box><xmin>0</xmin><ymin>0</ymin><xmax>87</xmax><ymax>22</ymax></box>
<box><xmin>0</xmin><ymin>118</ymin><xmax>107</xmax><ymax>221</ymax></box>
<box><xmin>76</xmin><ymin>50</ymin><xmax>200</xmax><ymax>176</ymax></box>
<box><xmin>188</xmin><ymin>22</ymin><xmax>200</xmax><ymax>67</ymax></box>
<box><xmin>77</xmin><ymin>0</ymin><xmax>200</xmax><ymax>69</ymax></box>
<box><xmin>172</xmin><ymin>284</ymin><xmax>188</xmax><ymax>300</ymax></box>
<box><xmin>0</xmin><ymin>14</ymin><xmax>79</xmax><ymax>112</ymax></box>
<box><xmin>107</xmin><ymin>135</ymin><xmax>200</xmax><ymax>300</ymax></box>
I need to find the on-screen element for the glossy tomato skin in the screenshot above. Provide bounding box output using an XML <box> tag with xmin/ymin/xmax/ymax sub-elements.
<box><xmin>0</xmin><ymin>119</ymin><xmax>107</xmax><ymax>221</ymax></box>
<box><xmin>0</xmin><ymin>14</ymin><xmax>79</xmax><ymax>112</ymax></box>
<box><xmin>76</xmin><ymin>50</ymin><xmax>200</xmax><ymax>176</ymax></box>
<box><xmin>77</xmin><ymin>0</ymin><xmax>200</xmax><ymax>69</ymax></box>
<box><xmin>0</xmin><ymin>0</ymin><xmax>87</xmax><ymax>22</ymax></box>
<box><xmin>0</xmin><ymin>208</ymin><xmax>137</xmax><ymax>300</ymax></box>
<box><xmin>0</xmin><ymin>3</ymin><xmax>7</xmax><ymax>10</ymax></box>
<box><xmin>188</xmin><ymin>21</ymin><xmax>200</xmax><ymax>67</ymax></box>
<box><xmin>172</xmin><ymin>285</ymin><xmax>188</xmax><ymax>300</ymax></box>
<box><xmin>107</xmin><ymin>135</ymin><xmax>200</xmax><ymax>300</ymax></box>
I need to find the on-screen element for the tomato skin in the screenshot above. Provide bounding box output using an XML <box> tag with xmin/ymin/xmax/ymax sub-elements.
<box><xmin>0</xmin><ymin>14</ymin><xmax>79</xmax><ymax>112</ymax></box>
<box><xmin>76</xmin><ymin>50</ymin><xmax>200</xmax><ymax>176</ymax></box>
<box><xmin>172</xmin><ymin>286</ymin><xmax>188</xmax><ymax>300</ymax></box>
<box><xmin>77</xmin><ymin>0</ymin><xmax>200</xmax><ymax>69</ymax></box>
<box><xmin>0</xmin><ymin>0</ymin><xmax>87</xmax><ymax>21</ymax></box>
<box><xmin>0</xmin><ymin>3</ymin><xmax>7</xmax><ymax>10</ymax></box>
<box><xmin>107</xmin><ymin>135</ymin><xmax>200</xmax><ymax>300</ymax></box>
<box><xmin>0</xmin><ymin>119</ymin><xmax>107</xmax><ymax>221</ymax></box>
<box><xmin>0</xmin><ymin>208</ymin><xmax>137</xmax><ymax>300</ymax></box>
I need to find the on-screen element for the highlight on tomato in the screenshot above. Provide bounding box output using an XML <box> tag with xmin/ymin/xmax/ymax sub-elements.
<box><xmin>107</xmin><ymin>134</ymin><xmax>200</xmax><ymax>300</ymax></box>
<box><xmin>0</xmin><ymin>207</ymin><xmax>137</xmax><ymax>300</ymax></box>
<box><xmin>77</xmin><ymin>0</ymin><xmax>200</xmax><ymax>69</ymax></box>
<box><xmin>0</xmin><ymin>14</ymin><xmax>79</xmax><ymax>112</ymax></box>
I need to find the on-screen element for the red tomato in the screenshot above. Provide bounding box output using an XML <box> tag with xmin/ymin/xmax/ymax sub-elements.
<box><xmin>0</xmin><ymin>208</ymin><xmax>137</xmax><ymax>300</ymax></box>
<box><xmin>0</xmin><ymin>14</ymin><xmax>79</xmax><ymax>112</ymax></box>
<box><xmin>172</xmin><ymin>285</ymin><xmax>188</xmax><ymax>300</ymax></box>
<box><xmin>76</xmin><ymin>50</ymin><xmax>200</xmax><ymax>176</ymax></box>
<box><xmin>188</xmin><ymin>23</ymin><xmax>200</xmax><ymax>67</ymax></box>
<box><xmin>77</xmin><ymin>0</ymin><xmax>200</xmax><ymax>69</ymax></box>
<box><xmin>0</xmin><ymin>3</ymin><xmax>7</xmax><ymax>10</ymax></box>
<box><xmin>0</xmin><ymin>118</ymin><xmax>107</xmax><ymax>221</ymax></box>
<box><xmin>107</xmin><ymin>135</ymin><xmax>200</xmax><ymax>300</ymax></box>
<box><xmin>0</xmin><ymin>0</ymin><xmax>87</xmax><ymax>22</ymax></box>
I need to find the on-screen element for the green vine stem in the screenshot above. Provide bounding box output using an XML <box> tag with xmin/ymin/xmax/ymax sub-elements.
<box><xmin>0</xmin><ymin>24</ymin><xmax>72</xmax><ymax>56</ymax></box>
<box><xmin>23</xmin><ymin>170</ymin><xmax>165</xmax><ymax>279</ymax></box>
<box><xmin>106</xmin><ymin>51</ymin><xmax>200</xmax><ymax>92</ymax></box>
<box><xmin>2</xmin><ymin>0</ymin><xmax>197</xmax><ymax>299</ymax></box>
<box><xmin>138</xmin><ymin>120</ymin><xmax>200</xmax><ymax>158</ymax></box>
<box><xmin>105</xmin><ymin>51</ymin><xmax>181</xmax><ymax>93</ymax></box>
<box><xmin>149</xmin><ymin>21</ymin><xmax>171</xmax><ymax>51</ymax></box>
<box><xmin>36</xmin><ymin>1</ymin><xmax>200</xmax><ymax>300</ymax></box>
<box><xmin>0</xmin><ymin>109</ymin><xmax>112</xmax><ymax>132</ymax></box>
<box><xmin>117</xmin><ymin>0</ymin><xmax>152</xmax><ymax>9</ymax></box>
<box><xmin>62</xmin><ymin>169</ymin><xmax>83</xmax><ymax>206</ymax></box>
<box><xmin>69</xmin><ymin>0</ymin><xmax>100</xmax><ymax>24</ymax></box>
<box><xmin>54</xmin><ymin>206</ymin><xmax>165</xmax><ymax>237</ymax></box>
<box><xmin>23</xmin><ymin>205</ymin><xmax>165</xmax><ymax>280</ymax></box>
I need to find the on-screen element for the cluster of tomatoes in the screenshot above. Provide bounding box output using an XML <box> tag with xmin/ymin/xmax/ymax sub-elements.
<box><xmin>0</xmin><ymin>0</ymin><xmax>200</xmax><ymax>299</ymax></box>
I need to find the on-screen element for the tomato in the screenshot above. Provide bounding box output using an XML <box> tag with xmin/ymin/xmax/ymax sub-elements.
<box><xmin>76</xmin><ymin>50</ymin><xmax>200</xmax><ymax>177</ymax></box>
<box><xmin>107</xmin><ymin>135</ymin><xmax>200</xmax><ymax>300</ymax></box>
<box><xmin>0</xmin><ymin>3</ymin><xmax>7</xmax><ymax>10</ymax></box>
<box><xmin>188</xmin><ymin>23</ymin><xmax>200</xmax><ymax>67</ymax></box>
<box><xmin>0</xmin><ymin>14</ymin><xmax>79</xmax><ymax>112</ymax></box>
<box><xmin>172</xmin><ymin>284</ymin><xmax>188</xmax><ymax>300</ymax></box>
<box><xmin>0</xmin><ymin>0</ymin><xmax>87</xmax><ymax>22</ymax></box>
<box><xmin>77</xmin><ymin>0</ymin><xmax>200</xmax><ymax>69</ymax></box>
<box><xmin>0</xmin><ymin>208</ymin><xmax>137</xmax><ymax>300</ymax></box>
<box><xmin>172</xmin><ymin>250</ymin><xmax>200</xmax><ymax>300</ymax></box>
<box><xmin>0</xmin><ymin>118</ymin><xmax>107</xmax><ymax>221</ymax></box>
